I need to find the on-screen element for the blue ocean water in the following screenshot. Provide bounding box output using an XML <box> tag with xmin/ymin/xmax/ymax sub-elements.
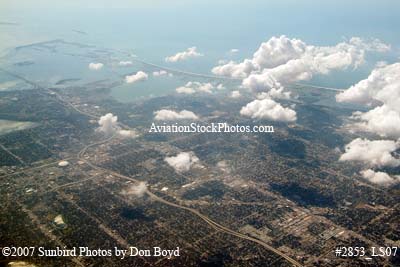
<box><xmin>1</xmin><ymin>0</ymin><xmax>399</xmax><ymax>97</ymax></box>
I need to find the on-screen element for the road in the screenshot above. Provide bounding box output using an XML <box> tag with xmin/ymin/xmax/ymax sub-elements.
<box><xmin>0</xmin><ymin>157</ymin><xmax>75</xmax><ymax>179</ymax></box>
<box><xmin>76</xmin><ymin>137</ymin><xmax>303</xmax><ymax>267</ymax></box>
<box><xmin>129</xmin><ymin>57</ymin><xmax>345</xmax><ymax>93</ymax></box>
<box><xmin>18</xmin><ymin>201</ymin><xmax>85</xmax><ymax>267</ymax></box>
<box><xmin>0</xmin><ymin>64</ymin><xmax>305</xmax><ymax>266</ymax></box>
<box><xmin>293</xmin><ymin>83</ymin><xmax>345</xmax><ymax>92</ymax></box>
<box><xmin>131</xmin><ymin>58</ymin><xmax>241</xmax><ymax>81</ymax></box>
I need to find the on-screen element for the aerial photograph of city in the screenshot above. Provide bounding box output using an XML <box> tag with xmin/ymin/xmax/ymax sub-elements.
<box><xmin>0</xmin><ymin>0</ymin><xmax>399</xmax><ymax>266</ymax></box>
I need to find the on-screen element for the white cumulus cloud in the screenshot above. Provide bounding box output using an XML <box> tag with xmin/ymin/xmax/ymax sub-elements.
<box><xmin>97</xmin><ymin>113</ymin><xmax>118</xmax><ymax>136</ymax></box>
<box><xmin>97</xmin><ymin>113</ymin><xmax>137</xmax><ymax>138</ymax></box>
<box><xmin>165</xmin><ymin>152</ymin><xmax>200</xmax><ymax>172</ymax></box>
<box><xmin>118</xmin><ymin>129</ymin><xmax>138</xmax><ymax>138</ymax></box>
<box><xmin>121</xmin><ymin>181</ymin><xmax>147</xmax><ymax>198</ymax></box>
<box><xmin>88</xmin><ymin>62</ymin><xmax>104</xmax><ymax>70</ymax></box>
<box><xmin>360</xmin><ymin>169</ymin><xmax>399</xmax><ymax>186</ymax></box>
<box><xmin>175</xmin><ymin>81</ymin><xmax>215</xmax><ymax>94</ymax></box>
<box><xmin>217</xmin><ymin>36</ymin><xmax>388</xmax><ymax>125</ymax></box>
<box><xmin>216</xmin><ymin>84</ymin><xmax>225</xmax><ymax>90</ymax></box>
<box><xmin>125</xmin><ymin>71</ymin><xmax>148</xmax><ymax>84</ymax></box>
<box><xmin>213</xmin><ymin>35</ymin><xmax>389</xmax><ymax>99</ymax></box>
<box><xmin>212</xmin><ymin>59</ymin><xmax>257</xmax><ymax>79</ymax></box>
<box><xmin>165</xmin><ymin>47</ymin><xmax>203</xmax><ymax>62</ymax></box>
<box><xmin>176</xmin><ymin>86</ymin><xmax>196</xmax><ymax>94</ymax></box>
<box><xmin>336</xmin><ymin>62</ymin><xmax>400</xmax><ymax>138</ymax></box>
<box><xmin>339</xmin><ymin>138</ymin><xmax>400</xmax><ymax>167</ymax></box>
<box><xmin>154</xmin><ymin>109</ymin><xmax>199</xmax><ymax>121</ymax></box>
<box><xmin>118</xmin><ymin>61</ymin><xmax>133</xmax><ymax>66</ymax></box>
<box><xmin>153</xmin><ymin>70</ymin><xmax>168</xmax><ymax>76</ymax></box>
<box><xmin>257</xmin><ymin>87</ymin><xmax>291</xmax><ymax>100</ymax></box>
<box><xmin>230</xmin><ymin>90</ymin><xmax>241</xmax><ymax>98</ymax></box>
<box><xmin>240</xmin><ymin>98</ymin><xmax>297</xmax><ymax>122</ymax></box>
<box><xmin>252</xmin><ymin>35</ymin><xmax>307</xmax><ymax>70</ymax></box>
<box><xmin>336</xmin><ymin>62</ymin><xmax>400</xmax><ymax>106</ymax></box>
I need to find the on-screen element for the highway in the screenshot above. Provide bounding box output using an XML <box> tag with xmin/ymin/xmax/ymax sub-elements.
<box><xmin>146</xmin><ymin>190</ymin><xmax>304</xmax><ymax>267</ymax></box>
<box><xmin>131</xmin><ymin>58</ymin><xmax>241</xmax><ymax>81</ymax></box>
<box><xmin>0</xmin><ymin>65</ymin><xmax>305</xmax><ymax>266</ymax></box>
<box><xmin>293</xmin><ymin>83</ymin><xmax>345</xmax><ymax>92</ymax></box>
<box><xmin>76</xmin><ymin>138</ymin><xmax>303</xmax><ymax>267</ymax></box>
<box><xmin>128</xmin><ymin>56</ymin><xmax>346</xmax><ymax>93</ymax></box>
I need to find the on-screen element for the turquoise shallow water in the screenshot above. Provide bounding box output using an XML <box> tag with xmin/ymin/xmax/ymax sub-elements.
<box><xmin>0</xmin><ymin>119</ymin><xmax>37</xmax><ymax>135</ymax></box>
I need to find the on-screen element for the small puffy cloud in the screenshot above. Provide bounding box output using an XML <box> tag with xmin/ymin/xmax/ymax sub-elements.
<box><xmin>336</xmin><ymin>63</ymin><xmax>400</xmax><ymax>138</ymax></box>
<box><xmin>196</xmin><ymin>83</ymin><xmax>214</xmax><ymax>93</ymax></box>
<box><xmin>212</xmin><ymin>59</ymin><xmax>257</xmax><ymax>79</ymax></box>
<box><xmin>121</xmin><ymin>182</ymin><xmax>147</xmax><ymax>198</ymax></box>
<box><xmin>118</xmin><ymin>129</ymin><xmax>138</xmax><ymax>138</ymax></box>
<box><xmin>339</xmin><ymin>138</ymin><xmax>400</xmax><ymax>167</ymax></box>
<box><xmin>89</xmin><ymin>62</ymin><xmax>104</xmax><ymax>70</ymax></box>
<box><xmin>216</xmin><ymin>84</ymin><xmax>225</xmax><ymax>90</ymax></box>
<box><xmin>97</xmin><ymin>113</ymin><xmax>137</xmax><ymax>138</ymax></box>
<box><xmin>257</xmin><ymin>87</ymin><xmax>291</xmax><ymax>100</ymax></box>
<box><xmin>154</xmin><ymin>109</ymin><xmax>199</xmax><ymax>121</ymax></box>
<box><xmin>165</xmin><ymin>152</ymin><xmax>199</xmax><ymax>172</ymax></box>
<box><xmin>240</xmin><ymin>98</ymin><xmax>297</xmax><ymax>122</ymax></box>
<box><xmin>176</xmin><ymin>86</ymin><xmax>196</xmax><ymax>94</ymax></box>
<box><xmin>118</xmin><ymin>61</ymin><xmax>133</xmax><ymax>66</ymax></box>
<box><xmin>229</xmin><ymin>48</ymin><xmax>239</xmax><ymax>54</ymax></box>
<box><xmin>253</xmin><ymin>35</ymin><xmax>307</xmax><ymax>69</ymax></box>
<box><xmin>230</xmin><ymin>90</ymin><xmax>241</xmax><ymax>98</ymax></box>
<box><xmin>97</xmin><ymin>113</ymin><xmax>118</xmax><ymax>136</ymax></box>
<box><xmin>360</xmin><ymin>169</ymin><xmax>399</xmax><ymax>186</ymax></box>
<box><xmin>165</xmin><ymin>47</ymin><xmax>203</xmax><ymax>62</ymax></box>
<box><xmin>153</xmin><ymin>70</ymin><xmax>168</xmax><ymax>76</ymax></box>
<box><xmin>125</xmin><ymin>71</ymin><xmax>148</xmax><ymax>84</ymax></box>
<box><xmin>175</xmin><ymin>81</ymin><xmax>215</xmax><ymax>94</ymax></box>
